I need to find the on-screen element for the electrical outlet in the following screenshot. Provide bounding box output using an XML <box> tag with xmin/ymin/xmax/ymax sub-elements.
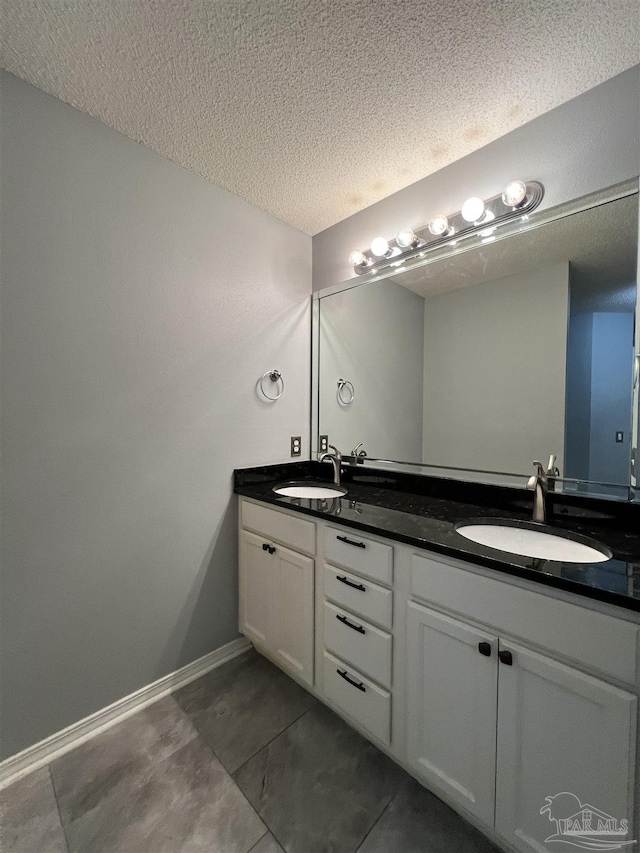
<box><xmin>319</xmin><ymin>434</ymin><xmax>329</xmax><ymax>452</ymax></box>
<box><xmin>291</xmin><ymin>436</ymin><xmax>302</xmax><ymax>457</ymax></box>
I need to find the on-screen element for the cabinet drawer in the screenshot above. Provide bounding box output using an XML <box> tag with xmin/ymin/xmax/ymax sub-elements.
<box><xmin>323</xmin><ymin>651</ymin><xmax>391</xmax><ymax>745</ymax></box>
<box><xmin>324</xmin><ymin>565</ymin><xmax>392</xmax><ymax>630</ymax></box>
<box><xmin>324</xmin><ymin>601</ymin><xmax>392</xmax><ymax>688</ymax></box>
<box><xmin>411</xmin><ymin>552</ymin><xmax>639</xmax><ymax>685</ymax></box>
<box><xmin>323</xmin><ymin>526</ymin><xmax>393</xmax><ymax>585</ymax></box>
<box><xmin>241</xmin><ymin>499</ymin><xmax>315</xmax><ymax>556</ymax></box>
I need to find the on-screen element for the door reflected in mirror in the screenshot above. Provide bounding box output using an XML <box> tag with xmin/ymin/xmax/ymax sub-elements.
<box><xmin>316</xmin><ymin>183</ymin><xmax>639</xmax><ymax>499</ymax></box>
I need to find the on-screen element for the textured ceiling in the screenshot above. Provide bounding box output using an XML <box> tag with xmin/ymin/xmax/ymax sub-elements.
<box><xmin>2</xmin><ymin>1</ymin><xmax>639</xmax><ymax>235</ymax></box>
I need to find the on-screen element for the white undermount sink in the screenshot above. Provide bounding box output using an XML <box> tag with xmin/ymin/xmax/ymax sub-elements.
<box><xmin>273</xmin><ymin>481</ymin><xmax>347</xmax><ymax>499</ymax></box>
<box><xmin>454</xmin><ymin>519</ymin><xmax>612</xmax><ymax>563</ymax></box>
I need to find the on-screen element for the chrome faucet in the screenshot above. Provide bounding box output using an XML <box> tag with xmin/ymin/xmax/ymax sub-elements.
<box><xmin>320</xmin><ymin>444</ymin><xmax>342</xmax><ymax>485</ymax></box>
<box><xmin>526</xmin><ymin>460</ymin><xmax>549</xmax><ymax>523</ymax></box>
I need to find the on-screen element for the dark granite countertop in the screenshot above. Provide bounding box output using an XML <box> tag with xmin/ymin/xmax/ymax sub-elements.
<box><xmin>234</xmin><ymin>461</ymin><xmax>640</xmax><ymax>613</ymax></box>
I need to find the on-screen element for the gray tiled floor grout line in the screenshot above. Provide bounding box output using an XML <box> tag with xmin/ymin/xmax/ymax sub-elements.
<box><xmin>228</xmin><ymin>706</ymin><xmax>317</xmax><ymax>852</ymax></box>
<box><xmin>193</xmin><ymin>736</ymin><xmax>272</xmax><ymax>853</ymax></box>
<box><xmin>247</xmin><ymin>829</ymin><xmax>271</xmax><ymax>853</ymax></box>
<box><xmin>165</xmin><ymin>687</ymin><xmax>302</xmax><ymax>853</ymax></box>
<box><xmin>48</xmin><ymin>764</ymin><xmax>71</xmax><ymax>853</ymax></box>
<box><xmin>229</xmin><ymin>705</ymin><xmax>315</xmax><ymax>780</ymax></box>
<box><xmin>352</xmin><ymin>788</ymin><xmax>399</xmax><ymax>853</ymax></box>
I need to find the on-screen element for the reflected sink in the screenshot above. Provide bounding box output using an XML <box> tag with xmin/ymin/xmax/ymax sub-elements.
<box><xmin>273</xmin><ymin>481</ymin><xmax>347</xmax><ymax>499</ymax></box>
<box><xmin>454</xmin><ymin>519</ymin><xmax>612</xmax><ymax>563</ymax></box>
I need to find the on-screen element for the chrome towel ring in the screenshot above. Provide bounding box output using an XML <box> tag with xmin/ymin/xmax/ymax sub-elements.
<box><xmin>259</xmin><ymin>369</ymin><xmax>285</xmax><ymax>401</ymax></box>
<box><xmin>337</xmin><ymin>378</ymin><xmax>355</xmax><ymax>405</ymax></box>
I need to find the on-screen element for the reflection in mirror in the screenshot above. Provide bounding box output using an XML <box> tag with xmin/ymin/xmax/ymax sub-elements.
<box><xmin>316</xmin><ymin>183</ymin><xmax>639</xmax><ymax>499</ymax></box>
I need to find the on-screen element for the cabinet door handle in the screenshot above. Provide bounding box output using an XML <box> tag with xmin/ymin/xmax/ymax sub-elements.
<box><xmin>499</xmin><ymin>650</ymin><xmax>513</xmax><ymax>666</ymax></box>
<box><xmin>336</xmin><ymin>613</ymin><xmax>366</xmax><ymax>634</ymax></box>
<box><xmin>336</xmin><ymin>535</ymin><xmax>366</xmax><ymax>549</ymax></box>
<box><xmin>268</xmin><ymin>546</ymin><xmax>276</xmax><ymax>554</ymax></box>
<box><xmin>262</xmin><ymin>543</ymin><xmax>269</xmax><ymax>551</ymax></box>
<box><xmin>478</xmin><ymin>641</ymin><xmax>491</xmax><ymax>657</ymax></box>
<box><xmin>336</xmin><ymin>575</ymin><xmax>366</xmax><ymax>592</ymax></box>
<box><xmin>337</xmin><ymin>669</ymin><xmax>366</xmax><ymax>692</ymax></box>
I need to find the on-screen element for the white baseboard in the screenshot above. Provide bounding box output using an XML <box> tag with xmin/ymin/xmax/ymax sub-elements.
<box><xmin>0</xmin><ymin>635</ymin><xmax>252</xmax><ymax>789</ymax></box>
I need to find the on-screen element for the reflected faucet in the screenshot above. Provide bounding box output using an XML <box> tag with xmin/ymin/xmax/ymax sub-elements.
<box><xmin>350</xmin><ymin>442</ymin><xmax>367</xmax><ymax>465</ymax></box>
<box><xmin>546</xmin><ymin>454</ymin><xmax>560</xmax><ymax>492</ymax></box>
<box><xmin>320</xmin><ymin>444</ymin><xmax>342</xmax><ymax>485</ymax></box>
<box><xmin>526</xmin><ymin>461</ymin><xmax>549</xmax><ymax>523</ymax></box>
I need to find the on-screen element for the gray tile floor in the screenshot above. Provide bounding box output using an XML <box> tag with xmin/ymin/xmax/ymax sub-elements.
<box><xmin>0</xmin><ymin>648</ymin><xmax>501</xmax><ymax>853</ymax></box>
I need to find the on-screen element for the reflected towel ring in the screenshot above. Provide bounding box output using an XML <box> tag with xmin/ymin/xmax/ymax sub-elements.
<box><xmin>337</xmin><ymin>378</ymin><xmax>355</xmax><ymax>405</ymax></box>
<box><xmin>259</xmin><ymin>369</ymin><xmax>285</xmax><ymax>401</ymax></box>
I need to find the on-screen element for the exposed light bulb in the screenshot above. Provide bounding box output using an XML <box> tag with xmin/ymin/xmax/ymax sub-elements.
<box><xmin>371</xmin><ymin>236</ymin><xmax>390</xmax><ymax>257</ymax></box>
<box><xmin>396</xmin><ymin>227</ymin><xmax>418</xmax><ymax>248</ymax></box>
<box><xmin>461</xmin><ymin>197</ymin><xmax>485</xmax><ymax>223</ymax></box>
<box><xmin>428</xmin><ymin>214</ymin><xmax>449</xmax><ymax>236</ymax></box>
<box><xmin>502</xmin><ymin>180</ymin><xmax>527</xmax><ymax>208</ymax></box>
<box><xmin>349</xmin><ymin>249</ymin><xmax>367</xmax><ymax>267</ymax></box>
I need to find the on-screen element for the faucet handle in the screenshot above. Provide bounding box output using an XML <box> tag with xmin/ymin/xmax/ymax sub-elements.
<box><xmin>527</xmin><ymin>460</ymin><xmax>545</xmax><ymax>491</ymax></box>
<box><xmin>546</xmin><ymin>454</ymin><xmax>560</xmax><ymax>477</ymax></box>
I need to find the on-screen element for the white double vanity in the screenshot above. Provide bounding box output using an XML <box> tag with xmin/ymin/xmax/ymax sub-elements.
<box><xmin>237</xmin><ymin>175</ymin><xmax>640</xmax><ymax>851</ymax></box>
<box><xmin>238</xmin><ymin>492</ymin><xmax>639</xmax><ymax>853</ymax></box>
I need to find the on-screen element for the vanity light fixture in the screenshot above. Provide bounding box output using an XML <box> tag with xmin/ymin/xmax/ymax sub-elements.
<box><xmin>348</xmin><ymin>249</ymin><xmax>369</xmax><ymax>268</ymax></box>
<box><xmin>502</xmin><ymin>179</ymin><xmax>528</xmax><ymax>208</ymax></box>
<box><xmin>371</xmin><ymin>236</ymin><xmax>392</xmax><ymax>257</ymax></box>
<box><xmin>428</xmin><ymin>214</ymin><xmax>451</xmax><ymax>236</ymax></box>
<box><xmin>461</xmin><ymin>196</ymin><xmax>486</xmax><ymax>223</ymax></box>
<box><xmin>347</xmin><ymin>179</ymin><xmax>543</xmax><ymax>274</ymax></box>
<box><xmin>396</xmin><ymin>227</ymin><xmax>420</xmax><ymax>248</ymax></box>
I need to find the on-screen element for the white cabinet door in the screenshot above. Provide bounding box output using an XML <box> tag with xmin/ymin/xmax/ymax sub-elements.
<box><xmin>495</xmin><ymin>641</ymin><xmax>637</xmax><ymax>853</ymax></box>
<box><xmin>239</xmin><ymin>530</ymin><xmax>273</xmax><ymax>648</ymax></box>
<box><xmin>406</xmin><ymin>601</ymin><xmax>498</xmax><ymax>828</ymax></box>
<box><xmin>239</xmin><ymin>530</ymin><xmax>314</xmax><ymax>687</ymax></box>
<box><xmin>272</xmin><ymin>543</ymin><xmax>314</xmax><ymax>687</ymax></box>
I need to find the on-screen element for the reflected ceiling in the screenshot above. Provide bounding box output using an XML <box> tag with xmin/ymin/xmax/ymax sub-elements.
<box><xmin>386</xmin><ymin>194</ymin><xmax>638</xmax><ymax>302</ymax></box>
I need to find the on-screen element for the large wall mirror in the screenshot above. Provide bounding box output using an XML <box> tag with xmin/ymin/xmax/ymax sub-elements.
<box><xmin>313</xmin><ymin>179</ymin><xmax>640</xmax><ymax>501</ymax></box>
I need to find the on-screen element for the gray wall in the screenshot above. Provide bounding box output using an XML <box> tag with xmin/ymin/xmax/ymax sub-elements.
<box><xmin>422</xmin><ymin>263</ymin><xmax>569</xmax><ymax>475</ymax></box>
<box><xmin>0</xmin><ymin>71</ymin><xmax>312</xmax><ymax>759</ymax></box>
<box><xmin>313</xmin><ymin>66</ymin><xmax>640</xmax><ymax>292</ymax></box>
<box><xmin>565</xmin><ymin>313</ymin><xmax>593</xmax><ymax>481</ymax></box>
<box><xmin>318</xmin><ymin>279</ymin><xmax>424</xmax><ymax>461</ymax></box>
<box><xmin>589</xmin><ymin>313</ymin><xmax>634</xmax><ymax>485</ymax></box>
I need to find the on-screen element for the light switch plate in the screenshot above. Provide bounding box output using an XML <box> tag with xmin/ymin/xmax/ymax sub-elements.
<box><xmin>291</xmin><ymin>436</ymin><xmax>302</xmax><ymax>457</ymax></box>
